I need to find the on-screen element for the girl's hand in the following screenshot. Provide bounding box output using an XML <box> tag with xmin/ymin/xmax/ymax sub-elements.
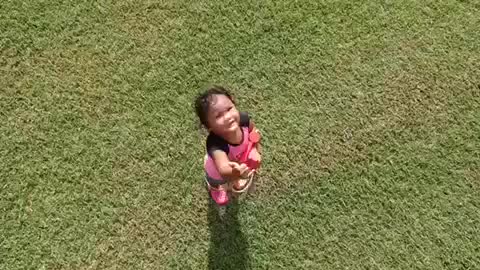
<box><xmin>228</xmin><ymin>162</ymin><xmax>250</xmax><ymax>178</ymax></box>
<box><xmin>249</xmin><ymin>147</ymin><xmax>261</xmax><ymax>164</ymax></box>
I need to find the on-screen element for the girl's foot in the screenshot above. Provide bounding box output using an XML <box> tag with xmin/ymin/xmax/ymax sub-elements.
<box><xmin>233</xmin><ymin>178</ymin><xmax>249</xmax><ymax>190</ymax></box>
<box><xmin>232</xmin><ymin>170</ymin><xmax>256</xmax><ymax>193</ymax></box>
<box><xmin>209</xmin><ymin>185</ymin><xmax>229</xmax><ymax>206</ymax></box>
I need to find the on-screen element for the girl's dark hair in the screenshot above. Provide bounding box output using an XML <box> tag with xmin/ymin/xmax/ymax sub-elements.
<box><xmin>195</xmin><ymin>85</ymin><xmax>235</xmax><ymax>128</ymax></box>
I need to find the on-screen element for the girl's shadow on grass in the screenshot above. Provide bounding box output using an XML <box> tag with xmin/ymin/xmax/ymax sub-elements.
<box><xmin>207</xmin><ymin>198</ymin><xmax>250</xmax><ymax>270</ymax></box>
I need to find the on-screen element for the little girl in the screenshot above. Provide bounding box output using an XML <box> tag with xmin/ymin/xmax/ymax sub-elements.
<box><xmin>195</xmin><ymin>86</ymin><xmax>261</xmax><ymax>206</ymax></box>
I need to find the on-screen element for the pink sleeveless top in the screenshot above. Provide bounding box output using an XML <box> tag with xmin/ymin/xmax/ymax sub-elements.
<box><xmin>204</xmin><ymin>126</ymin><xmax>250</xmax><ymax>180</ymax></box>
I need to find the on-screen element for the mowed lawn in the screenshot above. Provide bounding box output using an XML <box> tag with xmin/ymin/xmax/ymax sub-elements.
<box><xmin>1</xmin><ymin>0</ymin><xmax>479</xmax><ymax>269</ymax></box>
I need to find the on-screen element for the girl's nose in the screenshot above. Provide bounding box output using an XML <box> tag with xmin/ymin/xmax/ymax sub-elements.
<box><xmin>225</xmin><ymin>111</ymin><xmax>233</xmax><ymax>121</ymax></box>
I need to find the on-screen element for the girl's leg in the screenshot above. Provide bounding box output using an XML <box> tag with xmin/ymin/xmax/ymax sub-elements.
<box><xmin>206</xmin><ymin>176</ymin><xmax>229</xmax><ymax>205</ymax></box>
<box><xmin>233</xmin><ymin>178</ymin><xmax>250</xmax><ymax>190</ymax></box>
<box><xmin>204</xmin><ymin>155</ymin><xmax>229</xmax><ymax>205</ymax></box>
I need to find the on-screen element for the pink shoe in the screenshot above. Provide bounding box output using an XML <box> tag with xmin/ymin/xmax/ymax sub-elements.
<box><xmin>209</xmin><ymin>187</ymin><xmax>229</xmax><ymax>206</ymax></box>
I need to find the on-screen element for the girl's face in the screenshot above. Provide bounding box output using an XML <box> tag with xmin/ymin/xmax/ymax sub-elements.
<box><xmin>206</xmin><ymin>94</ymin><xmax>240</xmax><ymax>135</ymax></box>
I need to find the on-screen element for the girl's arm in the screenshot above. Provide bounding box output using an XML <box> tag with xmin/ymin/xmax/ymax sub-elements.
<box><xmin>255</xmin><ymin>141</ymin><xmax>262</xmax><ymax>155</ymax></box>
<box><xmin>248</xmin><ymin>120</ymin><xmax>256</xmax><ymax>133</ymax></box>
<box><xmin>248</xmin><ymin>121</ymin><xmax>262</xmax><ymax>155</ymax></box>
<box><xmin>211</xmin><ymin>150</ymin><xmax>249</xmax><ymax>181</ymax></box>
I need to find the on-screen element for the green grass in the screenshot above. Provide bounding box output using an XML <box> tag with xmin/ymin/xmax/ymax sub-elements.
<box><xmin>1</xmin><ymin>0</ymin><xmax>479</xmax><ymax>269</ymax></box>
